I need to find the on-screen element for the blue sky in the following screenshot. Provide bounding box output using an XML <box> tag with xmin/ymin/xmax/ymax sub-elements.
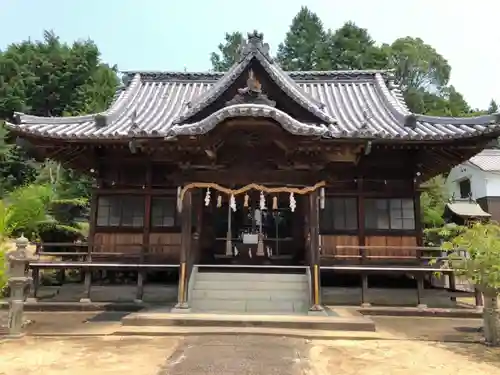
<box><xmin>1</xmin><ymin>0</ymin><xmax>498</xmax><ymax>109</ymax></box>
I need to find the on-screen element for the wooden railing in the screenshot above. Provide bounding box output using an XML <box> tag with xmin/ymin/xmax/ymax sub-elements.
<box><xmin>320</xmin><ymin>245</ymin><xmax>452</xmax><ymax>263</ymax></box>
<box><xmin>318</xmin><ymin>245</ymin><xmax>483</xmax><ymax>308</ymax></box>
<box><xmin>28</xmin><ymin>242</ymin><xmax>181</xmax><ymax>302</ymax></box>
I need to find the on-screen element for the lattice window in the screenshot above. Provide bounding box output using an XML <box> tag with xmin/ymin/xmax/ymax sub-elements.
<box><xmin>365</xmin><ymin>198</ymin><xmax>415</xmax><ymax>230</ymax></box>
<box><xmin>320</xmin><ymin>197</ymin><xmax>358</xmax><ymax>233</ymax></box>
<box><xmin>96</xmin><ymin>196</ymin><xmax>145</xmax><ymax>227</ymax></box>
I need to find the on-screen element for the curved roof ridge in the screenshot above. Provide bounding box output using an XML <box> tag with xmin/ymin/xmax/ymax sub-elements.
<box><xmin>254</xmin><ymin>52</ymin><xmax>334</xmax><ymax>123</ymax></box>
<box><xmin>11</xmin><ymin>74</ymin><xmax>142</xmax><ymax>127</ymax></box>
<box><xmin>168</xmin><ymin>103</ymin><xmax>332</xmax><ymax>137</ymax></box>
<box><xmin>94</xmin><ymin>73</ymin><xmax>143</xmax><ymax>126</ymax></box>
<box><xmin>373</xmin><ymin>73</ymin><xmax>500</xmax><ymax>127</ymax></box>
<box><xmin>372</xmin><ymin>72</ymin><xmax>408</xmax><ymax>124</ymax></box>
<box><xmin>173</xmin><ymin>55</ymin><xmax>253</xmax><ymax>124</ymax></box>
<box><xmin>173</xmin><ymin>33</ymin><xmax>336</xmax><ymax>126</ymax></box>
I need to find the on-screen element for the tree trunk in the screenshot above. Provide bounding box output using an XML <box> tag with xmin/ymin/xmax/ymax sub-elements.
<box><xmin>482</xmin><ymin>288</ymin><xmax>500</xmax><ymax>346</ymax></box>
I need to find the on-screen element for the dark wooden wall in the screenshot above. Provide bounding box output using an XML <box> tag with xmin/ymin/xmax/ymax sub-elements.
<box><xmin>477</xmin><ymin>196</ymin><xmax>500</xmax><ymax>222</ymax></box>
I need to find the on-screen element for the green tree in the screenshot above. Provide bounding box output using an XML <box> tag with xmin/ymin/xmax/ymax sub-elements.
<box><xmin>210</xmin><ymin>32</ymin><xmax>246</xmax><ymax>72</ymax></box>
<box><xmin>276</xmin><ymin>6</ymin><xmax>331</xmax><ymax>71</ymax></box>
<box><xmin>420</xmin><ymin>176</ymin><xmax>448</xmax><ymax>228</ymax></box>
<box><xmin>488</xmin><ymin>99</ymin><xmax>498</xmax><ymax>114</ymax></box>
<box><xmin>440</xmin><ymin>222</ymin><xmax>500</xmax><ymax>346</ymax></box>
<box><xmin>326</xmin><ymin>22</ymin><xmax>389</xmax><ymax>70</ymax></box>
<box><xmin>0</xmin><ymin>30</ymin><xmax>118</xmax><ymax>119</ymax></box>
<box><xmin>0</xmin><ymin>184</ymin><xmax>52</xmax><ymax>294</ymax></box>
<box><xmin>0</xmin><ymin>30</ymin><xmax>117</xmax><ymax>196</ymax></box>
<box><xmin>386</xmin><ymin>37</ymin><xmax>451</xmax><ymax>92</ymax></box>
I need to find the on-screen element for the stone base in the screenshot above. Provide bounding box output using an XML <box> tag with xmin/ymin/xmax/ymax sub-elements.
<box><xmin>360</xmin><ymin>302</ymin><xmax>372</xmax><ymax>308</ymax></box>
<box><xmin>308</xmin><ymin>309</ymin><xmax>328</xmax><ymax>316</ymax></box>
<box><xmin>79</xmin><ymin>298</ymin><xmax>92</xmax><ymax>303</ymax></box>
<box><xmin>4</xmin><ymin>332</ymin><xmax>26</xmax><ymax>339</ymax></box>
<box><xmin>133</xmin><ymin>299</ymin><xmax>143</xmax><ymax>304</ymax></box>
<box><xmin>25</xmin><ymin>297</ymin><xmax>38</xmax><ymax>303</ymax></box>
<box><xmin>171</xmin><ymin>302</ymin><xmax>191</xmax><ymax>314</ymax></box>
<box><xmin>417</xmin><ymin>303</ymin><xmax>428</xmax><ymax>309</ymax></box>
<box><xmin>308</xmin><ymin>304</ymin><xmax>327</xmax><ymax>316</ymax></box>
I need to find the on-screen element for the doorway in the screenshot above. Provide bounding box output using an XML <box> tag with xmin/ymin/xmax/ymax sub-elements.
<box><xmin>199</xmin><ymin>190</ymin><xmax>306</xmax><ymax>265</ymax></box>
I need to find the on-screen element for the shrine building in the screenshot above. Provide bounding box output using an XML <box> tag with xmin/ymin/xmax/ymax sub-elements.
<box><xmin>7</xmin><ymin>31</ymin><xmax>500</xmax><ymax>313</ymax></box>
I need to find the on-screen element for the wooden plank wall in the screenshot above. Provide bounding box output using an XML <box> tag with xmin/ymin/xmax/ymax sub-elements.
<box><xmin>93</xmin><ymin>232</ymin><xmax>181</xmax><ymax>261</ymax></box>
<box><xmin>321</xmin><ymin>235</ymin><xmax>417</xmax><ymax>257</ymax></box>
<box><xmin>321</xmin><ymin>235</ymin><xmax>359</xmax><ymax>256</ymax></box>
<box><xmin>365</xmin><ymin>235</ymin><xmax>417</xmax><ymax>257</ymax></box>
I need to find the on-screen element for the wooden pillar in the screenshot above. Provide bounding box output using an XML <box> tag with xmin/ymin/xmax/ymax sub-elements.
<box><xmin>175</xmin><ymin>189</ymin><xmax>192</xmax><ymax>309</ymax></box>
<box><xmin>413</xmin><ymin>184</ymin><xmax>424</xmax><ymax>267</ymax></box>
<box><xmin>193</xmin><ymin>192</ymin><xmax>204</xmax><ymax>264</ymax></box>
<box><xmin>308</xmin><ymin>190</ymin><xmax>323</xmax><ymax>313</ymax></box>
<box><xmin>416</xmin><ymin>274</ymin><xmax>427</xmax><ymax>308</ymax></box>
<box><xmin>357</xmin><ymin>178</ymin><xmax>366</xmax><ymax>263</ymax></box>
<box><xmin>360</xmin><ymin>273</ymin><xmax>370</xmax><ymax>307</ymax></box>
<box><xmin>80</xmin><ymin>183</ymin><xmax>99</xmax><ymax>304</ymax></box>
<box><xmin>474</xmin><ymin>288</ymin><xmax>484</xmax><ymax>309</ymax></box>
<box><xmin>137</xmin><ymin>164</ymin><xmax>152</xmax><ymax>303</ymax></box>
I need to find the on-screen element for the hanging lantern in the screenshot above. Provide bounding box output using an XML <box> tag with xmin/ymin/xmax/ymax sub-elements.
<box><xmin>217</xmin><ymin>195</ymin><xmax>222</xmax><ymax>207</ymax></box>
<box><xmin>289</xmin><ymin>192</ymin><xmax>296</xmax><ymax>212</ymax></box>
<box><xmin>244</xmin><ymin>194</ymin><xmax>249</xmax><ymax>207</ymax></box>
<box><xmin>272</xmin><ymin>196</ymin><xmax>278</xmax><ymax>210</ymax></box>
<box><xmin>259</xmin><ymin>191</ymin><xmax>266</xmax><ymax>210</ymax></box>
<box><xmin>230</xmin><ymin>194</ymin><xmax>237</xmax><ymax>212</ymax></box>
<box><xmin>204</xmin><ymin>188</ymin><xmax>211</xmax><ymax>206</ymax></box>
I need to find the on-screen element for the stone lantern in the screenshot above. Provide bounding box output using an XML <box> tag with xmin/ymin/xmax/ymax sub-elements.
<box><xmin>7</xmin><ymin>234</ymin><xmax>33</xmax><ymax>337</ymax></box>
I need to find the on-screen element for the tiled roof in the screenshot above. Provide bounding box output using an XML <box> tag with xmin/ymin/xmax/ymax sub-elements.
<box><xmin>468</xmin><ymin>149</ymin><xmax>500</xmax><ymax>171</ymax></box>
<box><xmin>6</xmin><ymin>31</ymin><xmax>500</xmax><ymax>142</ymax></box>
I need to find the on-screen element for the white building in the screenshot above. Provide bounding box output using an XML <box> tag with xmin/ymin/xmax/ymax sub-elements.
<box><xmin>446</xmin><ymin>149</ymin><xmax>500</xmax><ymax>221</ymax></box>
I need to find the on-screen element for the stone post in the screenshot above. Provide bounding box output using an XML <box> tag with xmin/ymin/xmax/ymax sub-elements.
<box><xmin>7</xmin><ymin>234</ymin><xmax>33</xmax><ymax>337</ymax></box>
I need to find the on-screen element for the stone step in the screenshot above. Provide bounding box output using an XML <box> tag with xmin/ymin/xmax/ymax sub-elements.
<box><xmin>195</xmin><ymin>272</ymin><xmax>307</xmax><ymax>283</ymax></box>
<box><xmin>193</xmin><ymin>280</ymin><xmax>308</xmax><ymax>291</ymax></box>
<box><xmin>190</xmin><ymin>299</ymin><xmax>308</xmax><ymax>313</ymax></box>
<box><xmin>115</xmin><ymin>326</ymin><xmax>387</xmax><ymax>339</ymax></box>
<box><xmin>190</xmin><ymin>289</ymin><xmax>308</xmax><ymax>301</ymax></box>
<box><xmin>121</xmin><ymin>311</ymin><xmax>377</xmax><ymax>332</ymax></box>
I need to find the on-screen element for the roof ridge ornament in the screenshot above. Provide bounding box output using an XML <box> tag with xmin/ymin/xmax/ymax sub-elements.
<box><xmin>226</xmin><ymin>69</ymin><xmax>276</xmax><ymax>107</ymax></box>
<box><xmin>238</xmin><ymin>30</ymin><xmax>272</xmax><ymax>62</ymax></box>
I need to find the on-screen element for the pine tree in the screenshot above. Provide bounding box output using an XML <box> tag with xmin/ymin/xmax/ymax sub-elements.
<box><xmin>276</xmin><ymin>7</ymin><xmax>330</xmax><ymax>71</ymax></box>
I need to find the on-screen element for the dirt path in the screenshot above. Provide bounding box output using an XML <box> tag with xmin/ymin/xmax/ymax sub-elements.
<box><xmin>1</xmin><ymin>332</ymin><xmax>500</xmax><ymax>374</ymax></box>
<box><xmin>158</xmin><ymin>335</ymin><xmax>309</xmax><ymax>375</ymax></box>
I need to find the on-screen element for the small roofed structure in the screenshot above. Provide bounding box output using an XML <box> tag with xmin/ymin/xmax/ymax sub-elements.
<box><xmin>444</xmin><ymin>196</ymin><xmax>492</xmax><ymax>225</ymax></box>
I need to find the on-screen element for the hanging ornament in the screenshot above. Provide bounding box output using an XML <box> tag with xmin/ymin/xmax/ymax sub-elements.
<box><xmin>217</xmin><ymin>195</ymin><xmax>222</xmax><ymax>208</ymax></box>
<box><xmin>259</xmin><ymin>191</ymin><xmax>266</xmax><ymax>210</ymax></box>
<box><xmin>230</xmin><ymin>194</ymin><xmax>237</xmax><ymax>212</ymax></box>
<box><xmin>177</xmin><ymin>186</ymin><xmax>182</xmax><ymax>212</ymax></box>
<box><xmin>320</xmin><ymin>188</ymin><xmax>325</xmax><ymax>210</ymax></box>
<box><xmin>244</xmin><ymin>194</ymin><xmax>249</xmax><ymax>207</ymax></box>
<box><xmin>289</xmin><ymin>192</ymin><xmax>296</xmax><ymax>212</ymax></box>
<box><xmin>204</xmin><ymin>188</ymin><xmax>211</xmax><ymax>206</ymax></box>
<box><xmin>272</xmin><ymin>196</ymin><xmax>278</xmax><ymax>210</ymax></box>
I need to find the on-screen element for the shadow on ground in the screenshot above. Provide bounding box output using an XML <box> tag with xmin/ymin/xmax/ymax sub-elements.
<box><xmin>438</xmin><ymin>342</ymin><xmax>500</xmax><ymax>368</ymax></box>
<box><xmin>22</xmin><ymin>312</ymin><xmax>131</xmax><ymax>334</ymax></box>
<box><xmin>371</xmin><ymin>316</ymin><xmax>500</xmax><ymax>369</ymax></box>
